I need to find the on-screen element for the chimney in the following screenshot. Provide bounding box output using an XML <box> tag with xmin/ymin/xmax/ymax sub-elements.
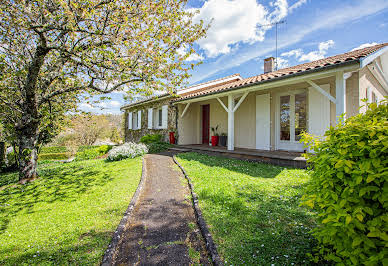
<box><xmin>264</xmin><ymin>57</ymin><xmax>275</xmax><ymax>74</ymax></box>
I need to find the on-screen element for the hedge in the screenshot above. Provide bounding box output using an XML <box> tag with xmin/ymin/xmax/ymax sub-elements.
<box><xmin>301</xmin><ymin>101</ymin><xmax>387</xmax><ymax>265</ymax></box>
<box><xmin>38</xmin><ymin>153</ymin><xmax>70</xmax><ymax>160</ymax></box>
<box><xmin>40</xmin><ymin>146</ymin><xmax>68</xmax><ymax>154</ymax></box>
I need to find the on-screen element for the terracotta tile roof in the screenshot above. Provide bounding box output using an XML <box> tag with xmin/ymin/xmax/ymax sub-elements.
<box><xmin>121</xmin><ymin>74</ymin><xmax>241</xmax><ymax>109</ymax></box>
<box><xmin>177</xmin><ymin>73</ymin><xmax>242</xmax><ymax>94</ymax></box>
<box><xmin>174</xmin><ymin>42</ymin><xmax>388</xmax><ymax>102</ymax></box>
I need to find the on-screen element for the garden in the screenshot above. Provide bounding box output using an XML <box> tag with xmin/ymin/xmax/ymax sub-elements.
<box><xmin>176</xmin><ymin>152</ymin><xmax>315</xmax><ymax>265</ymax></box>
<box><xmin>0</xmin><ymin>157</ymin><xmax>143</xmax><ymax>265</ymax></box>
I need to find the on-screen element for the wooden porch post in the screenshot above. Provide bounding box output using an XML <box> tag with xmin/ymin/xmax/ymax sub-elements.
<box><xmin>336</xmin><ymin>71</ymin><xmax>345</xmax><ymax>123</ymax></box>
<box><xmin>227</xmin><ymin>94</ymin><xmax>234</xmax><ymax>150</ymax></box>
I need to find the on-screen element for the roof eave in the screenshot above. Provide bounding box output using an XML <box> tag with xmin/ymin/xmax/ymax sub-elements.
<box><xmin>360</xmin><ymin>46</ymin><xmax>388</xmax><ymax>68</ymax></box>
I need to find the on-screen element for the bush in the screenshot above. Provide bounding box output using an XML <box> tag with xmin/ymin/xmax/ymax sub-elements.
<box><xmin>301</xmin><ymin>102</ymin><xmax>387</xmax><ymax>265</ymax></box>
<box><xmin>38</xmin><ymin>153</ymin><xmax>69</xmax><ymax>160</ymax></box>
<box><xmin>146</xmin><ymin>142</ymin><xmax>172</xmax><ymax>154</ymax></box>
<box><xmin>106</xmin><ymin>142</ymin><xmax>148</xmax><ymax>161</ymax></box>
<box><xmin>96</xmin><ymin>145</ymin><xmax>112</xmax><ymax>155</ymax></box>
<box><xmin>40</xmin><ymin>146</ymin><xmax>68</xmax><ymax>154</ymax></box>
<box><xmin>77</xmin><ymin>145</ymin><xmax>96</xmax><ymax>152</ymax></box>
<box><xmin>140</xmin><ymin>134</ymin><xmax>163</xmax><ymax>144</ymax></box>
<box><xmin>5</xmin><ymin>151</ymin><xmax>17</xmax><ymax>167</ymax></box>
<box><xmin>75</xmin><ymin>149</ymin><xmax>100</xmax><ymax>161</ymax></box>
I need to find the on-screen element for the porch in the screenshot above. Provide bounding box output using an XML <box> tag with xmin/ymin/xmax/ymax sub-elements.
<box><xmin>170</xmin><ymin>144</ymin><xmax>307</xmax><ymax>168</ymax></box>
<box><xmin>175</xmin><ymin>64</ymin><xmax>359</xmax><ymax>153</ymax></box>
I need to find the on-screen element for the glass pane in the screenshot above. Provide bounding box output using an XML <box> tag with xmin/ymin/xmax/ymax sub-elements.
<box><xmin>295</xmin><ymin>93</ymin><xmax>307</xmax><ymax>141</ymax></box>
<box><xmin>280</xmin><ymin>95</ymin><xmax>290</xmax><ymax>141</ymax></box>
<box><xmin>158</xmin><ymin>109</ymin><xmax>162</xmax><ymax>126</ymax></box>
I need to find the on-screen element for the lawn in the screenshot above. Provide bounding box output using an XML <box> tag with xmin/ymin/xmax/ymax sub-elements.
<box><xmin>175</xmin><ymin>152</ymin><xmax>316</xmax><ymax>266</ymax></box>
<box><xmin>0</xmin><ymin>158</ymin><xmax>142</xmax><ymax>265</ymax></box>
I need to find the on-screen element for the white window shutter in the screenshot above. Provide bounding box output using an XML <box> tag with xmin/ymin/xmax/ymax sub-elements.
<box><xmin>137</xmin><ymin>110</ymin><xmax>141</xmax><ymax>129</ymax></box>
<box><xmin>148</xmin><ymin>108</ymin><xmax>153</xmax><ymax>129</ymax></box>
<box><xmin>128</xmin><ymin>112</ymin><xmax>132</xmax><ymax>129</ymax></box>
<box><xmin>162</xmin><ymin>105</ymin><xmax>168</xmax><ymax>129</ymax></box>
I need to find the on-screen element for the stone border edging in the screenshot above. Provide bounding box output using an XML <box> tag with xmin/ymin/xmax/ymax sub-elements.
<box><xmin>172</xmin><ymin>155</ymin><xmax>223</xmax><ymax>266</ymax></box>
<box><xmin>101</xmin><ymin>157</ymin><xmax>147</xmax><ymax>266</ymax></box>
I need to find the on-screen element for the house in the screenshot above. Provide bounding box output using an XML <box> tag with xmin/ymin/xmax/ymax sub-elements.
<box><xmin>121</xmin><ymin>43</ymin><xmax>388</xmax><ymax>154</ymax></box>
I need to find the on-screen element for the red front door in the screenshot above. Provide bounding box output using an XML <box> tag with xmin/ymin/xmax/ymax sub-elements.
<box><xmin>202</xmin><ymin>104</ymin><xmax>210</xmax><ymax>144</ymax></box>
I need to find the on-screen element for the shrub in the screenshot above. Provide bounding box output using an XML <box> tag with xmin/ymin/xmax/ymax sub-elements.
<box><xmin>75</xmin><ymin>149</ymin><xmax>100</xmax><ymax>161</ymax></box>
<box><xmin>301</xmin><ymin>102</ymin><xmax>387</xmax><ymax>265</ymax></box>
<box><xmin>77</xmin><ymin>145</ymin><xmax>96</xmax><ymax>152</ymax></box>
<box><xmin>146</xmin><ymin>142</ymin><xmax>172</xmax><ymax>154</ymax></box>
<box><xmin>40</xmin><ymin>146</ymin><xmax>68</xmax><ymax>154</ymax></box>
<box><xmin>74</xmin><ymin>145</ymin><xmax>113</xmax><ymax>161</ymax></box>
<box><xmin>38</xmin><ymin>153</ymin><xmax>69</xmax><ymax>160</ymax></box>
<box><xmin>96</xmin><ymin>145</ymin><xmax>112</xmax><ymax>155</ymax></box>
<box><xmin>106</xmin><ymin>142</ymin><xmax>148</xmax><ymax>161</ymax></box>
<box><xmin>5</xmin><ymin>151</ymin><xmax>17</xmax><ymax>167</ymax></box>
<box><xmin>140</xmin><ymin>134</ymin><xmax>163</xmax><ymax>144</ymax></box>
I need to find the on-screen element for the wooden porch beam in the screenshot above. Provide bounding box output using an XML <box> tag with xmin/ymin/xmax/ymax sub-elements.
<box><xmin>233</xmin><ymin>91</ymin><xmax>249</xmax><ymax>112</ymax></box>
<box><xmin>306</xmin><ymin>80</ymin><xmax>337</xmax><ymax>103</ymax></box>
<box><xmin>336</xmin><ymin>71</ymin><xmax>345</xmax><ymax>122</ymax></box>
<box><xmin>216</xmin><ymin>97</ymin><xmax>228</xmax><ymax>112</ymax></box>
<box><xmin>227</xmin><ymin>94</ymin><xmax>234</xmax><ymax>151</ymax></box>
<box><xmin>180</xmin><ymin>102</ymin><xmax>191</xmax><ymax>118</ymax></box>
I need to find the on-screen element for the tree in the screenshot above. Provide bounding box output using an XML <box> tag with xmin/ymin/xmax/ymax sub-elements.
<box><xmin>71</xmin><ymin>114</ymin><xmax>109</xmax><ymax>146</ymax></box>
<box><xmin>0</xmin><ymin>0</ymin><xmax>207</xmax><ymax>180</ymax></box>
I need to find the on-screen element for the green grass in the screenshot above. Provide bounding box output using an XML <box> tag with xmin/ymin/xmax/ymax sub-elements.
<box><xmin>0</xmin><ymin>158</ymin><xmax>142</xmax><ymax>265</ymax></box>
<box><xmin>175</xmin><ymin>152</ymin><xmax>316</xmax><ymax>266</ymax></box>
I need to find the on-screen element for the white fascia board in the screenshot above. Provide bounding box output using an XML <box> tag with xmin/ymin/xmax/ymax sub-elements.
<box><xmin>176</xmin><ymin>76</ymin><xmax>242</xmax><ymax>95</ymax></box>
<box><xmin>360</xmin><ymin>46</ymin><xmax>388</xmax><ymax>68</ymax></box>
<box><xmin>174</xmin><ymin>64</ymin><xmax>359</xmax><ymax>105</ymax></box>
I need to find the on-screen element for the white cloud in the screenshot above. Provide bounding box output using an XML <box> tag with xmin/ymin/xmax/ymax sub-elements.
<box><xmin>79</xmin><ymin>103</ymin><xmax>93</xmax><ymax>109</ymax></box>
<box><xmin>289</xmin><ymin>0</ymin><xmax>308</xmax><ymax>12</ymax></box>
<box><xmin>191</xmin><ymin>0</ymin><xmax>289</xmax><ymax>58</ymax></box>
<box><xmin>186</xmin><ymin>53</ymin><xmax>204</xmax><ymax>61</ymax></box>
<box><xmin>319</xmin><ymin>40</ymin><xmax>335</xmax><ymax>51</ymax></box>
<box><xmin>281</xmin><ymin>49</ymin><xmax>302</xmax><ymax>58</ymax></box>
<box><xmin>281</xmin><ymin>40</ymin><xmax>335</xmax><ymax>62</ymax></box>
<box><xmin>275</xmin><ymin>57</ymin><xmax>290</xmax><ymax>69</ymax></box>
<box><xmin>189</xmin><ymin>0</ymin><xmax>388</xmax><ymax>83</ymax></box>
<box><xmin>110</xmin><ymin>100</ymin><xmax>121</xmax><ymax>107</ymax></box>
<box><xmin>269</xmin><ymin>0</ymin><xmax>288</xmax><ymax>22</ymax></box>
<box><xmin>177</xmin><ymin>45</ymin><xmax>204</xmax><ymax>61</ymax></box>
<box><xmin>351</xmin><ymin>42</ymin><xmax>378</xmax><ymax>51</ymax></box>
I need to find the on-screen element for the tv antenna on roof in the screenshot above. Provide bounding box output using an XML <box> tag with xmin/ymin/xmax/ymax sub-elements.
<box><xmin>258</xmin><ymin>20</ymin><xmax>285</xmax><ymax>70</ymax></box>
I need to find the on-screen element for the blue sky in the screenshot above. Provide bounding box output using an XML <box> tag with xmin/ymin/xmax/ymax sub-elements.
<box><xmin>81</xmin><ymin>0</ymin><xmax>388</xmax><ymax>114</ymax></box>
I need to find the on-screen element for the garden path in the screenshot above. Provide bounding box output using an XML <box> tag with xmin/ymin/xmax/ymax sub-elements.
<box><xmin>112</xmin><ymin>153</ymin><xmax>209</xmax><ymax>265</ymax></box>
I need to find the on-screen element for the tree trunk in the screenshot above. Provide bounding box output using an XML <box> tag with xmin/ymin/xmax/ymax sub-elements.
<box><xmin>17</xmin><ymin>124</ymin><xmax>39</xmax><ymax>180</ymax></box>
<box><xmin>0</xmin><ymin>142</ymin><xmax>5</xmax><ymax>167</ymax></box>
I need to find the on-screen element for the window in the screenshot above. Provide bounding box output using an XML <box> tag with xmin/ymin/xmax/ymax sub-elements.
<box><xmin>132</xmin><ymin>112</ymin><xmax>138</xmax><ymax>129</ymax></box>
<box><xmin>158</xmin><ymin>109</ymin><xmax>162</xmax><ymax>127</ymax></box>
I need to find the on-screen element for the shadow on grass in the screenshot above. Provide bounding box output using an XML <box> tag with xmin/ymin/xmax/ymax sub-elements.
<box><xmin>0</xmin><ymin>230</ymin><xmax>112</xmax><ymax>265</ymax></box>
<box><xmin>0</xmin><ymin>161</ymin><xmax>114</xmax><ymax>233</ymax></box>
<box><xmin>176</xmin><ymin>152</ymin><xmax>317</xmax><ymax>265</ymax></box>
<box><xmin>176</xmin><ymin>152</ymin><xmax>283</xmax><ymax>178</ymax></box>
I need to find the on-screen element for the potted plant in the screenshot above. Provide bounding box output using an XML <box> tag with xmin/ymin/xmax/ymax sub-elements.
<box><xmin>169</xmin><ymin>130</ymin><xmax>176</xmax><ymax>144</ymax></box>
<box><xmin>219</xmin><ymin>132</ymin><xmax>227</xmax><ymax>147</ymax></box>
<box><xmin>211</xmin><ymin>125</ymin><xmax>219</xmax><ymax>147</ymax></box>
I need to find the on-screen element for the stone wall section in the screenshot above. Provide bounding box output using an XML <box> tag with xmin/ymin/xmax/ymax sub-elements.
<box><xmin>124</xmin><ymin>97</ymin><xmax>178</xmax><ymax>143</ymax></box>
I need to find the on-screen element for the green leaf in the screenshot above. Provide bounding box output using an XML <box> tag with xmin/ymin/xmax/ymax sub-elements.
<box><xmin>345</xmin><ymin>215</ymin><xmax>352</xmax><ymax>225</ymax></box>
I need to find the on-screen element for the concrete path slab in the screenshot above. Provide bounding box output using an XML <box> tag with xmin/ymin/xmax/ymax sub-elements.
<box><xmin>112</xmin><ymin>154</ymin><xmax>210</xmax><ymax>265</ymax></box>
